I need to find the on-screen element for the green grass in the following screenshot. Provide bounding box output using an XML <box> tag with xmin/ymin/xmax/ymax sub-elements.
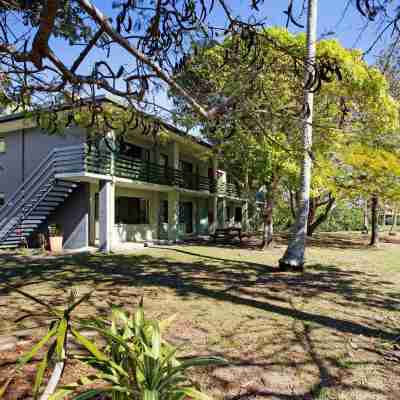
<box><xmin>0</xmin><ymin>233</ymin><xmax>400</xmax><ymax>399</ymax></box>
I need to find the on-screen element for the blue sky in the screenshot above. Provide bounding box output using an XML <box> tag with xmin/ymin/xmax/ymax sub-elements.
<box><xmin>30</xmin><ymin>1</ymin><xmax>395</xmax><ymax>114</ymax></box>
<box><xmin>49</xmin><ymin>0</ymin><xmax>392</xmax><ymax>73</ymax></box>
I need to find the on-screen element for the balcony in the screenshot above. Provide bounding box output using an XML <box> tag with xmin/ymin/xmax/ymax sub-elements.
<box><xmin>217</xmin><ymin>182</ymin><xmax>241</xmax><ymax>198</ymax></box>
<box><xmin>56</xmin><ymin>145</ymin><xmax>216</xmax><ymax>193</ymax></box>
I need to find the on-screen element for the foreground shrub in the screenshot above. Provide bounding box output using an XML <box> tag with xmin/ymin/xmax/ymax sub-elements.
<box><xmin>0</xmin><ymin>289</ymin><xmax>225</xmax><ymax>400</ymax></box>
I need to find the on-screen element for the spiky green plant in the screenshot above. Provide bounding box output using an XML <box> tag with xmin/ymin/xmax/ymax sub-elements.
<box><xmin>0</xmin><ymin>288</ymin><xmax>225</xmax><ymax>400</ymax></box>
<box><xmin>0</xmin><ymin>287</ymin><xmax>91</xmax><ymax>400</ymax></box>
<box><xmin>52</xmin><ymin>300</ymin><xmax>225</xmax><ymax>399</ymax></box>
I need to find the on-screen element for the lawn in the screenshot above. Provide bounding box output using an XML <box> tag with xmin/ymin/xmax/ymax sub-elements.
<box><xmin>0</xmin><ymin>233</ymin><xmax>400</xmax><ymax>399</ymax></box>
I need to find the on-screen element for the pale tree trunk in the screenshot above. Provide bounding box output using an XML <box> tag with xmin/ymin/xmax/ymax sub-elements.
<box><xmin>262</xmin><ymin>206</ymin><xmax>274</xmax><ymax>248</ymax></box>
<box><xmin>390</xmin><ymin>209</ymin><xmax>397</xmax><ymax>234</ymax></box>
<box><xmin>279</xmin><ymin>0</ymin><xmax>318</xmax><ymax>271</ymax></box>
<box><xmin>289</xmin><ymin>190</ymin><xmax>297</xmax><ymax>220</ymax></box>
<box><xmin>369</xmin><ymin>194</ymin><xmax>379</xmax><ymax>247</ymax></box>
<box><xmin>362</xmin><ymin>199</ymin><xmax>369</xmax><ymax>234</ymax></box>
<box><xmin>262</xmin><ymin>175</ymin><xmax>279</xmax><ymax>249</ymax></box>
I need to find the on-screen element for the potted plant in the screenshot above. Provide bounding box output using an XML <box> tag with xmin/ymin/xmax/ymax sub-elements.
<box><xmin>48</xmin><ymin>224</ymin><xmax>63</xmax><ymax>253</ymax></box>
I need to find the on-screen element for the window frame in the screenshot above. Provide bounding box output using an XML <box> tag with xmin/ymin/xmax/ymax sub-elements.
<box><xmin>0</xmin><ymin>137</ymin><xmax>5</xmax><ymax>154</ymax></box>
<box><xmin>115</xmin><ymin>196</ymin><xmax>150</xmax><ymax>225</ymax></box>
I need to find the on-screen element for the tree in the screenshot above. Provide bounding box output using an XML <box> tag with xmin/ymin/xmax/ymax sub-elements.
<box><xmin>335</xmin><ymin>144</ymin><xmax>400</xmax><ymax>247</ymax></box>
<box><xmin>0</xmin><ymin>1</ymin><xmax>395</xmax><ymax>125</ymax></box>
<box><xmin>279</xmin><ymin>0</ymin><xmax>317</xmax><ymax>271</ymax></box>
<box><xmin>170</xmin><ymin>14</ymin><xmax>399</xmax><ymax>260</ymax></box>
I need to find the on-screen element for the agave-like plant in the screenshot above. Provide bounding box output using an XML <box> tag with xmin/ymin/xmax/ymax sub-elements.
<box><xmin>52</xmin><ymin>300</ymin><xmax>225</xmax><ymax>399</ymax></box>
<box><xmin>0</xmin><ymin>288</ymin><xmax>225</xmax><ymax>400</ymax></box>
<box><xmin>0</xmin><ymin>287</ymin><xmax>91</xmax><ymax>400</ymax></box>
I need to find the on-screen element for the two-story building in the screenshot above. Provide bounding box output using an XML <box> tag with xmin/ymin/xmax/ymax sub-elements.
<box><xmin>0</xmin><ymin>95</ymin><xmax>248</xmax><ymax>251</ymax></box>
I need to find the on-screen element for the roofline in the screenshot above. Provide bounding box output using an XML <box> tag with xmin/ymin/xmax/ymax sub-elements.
<box><xmin>0</xmin><ymin>94</ymin><xmax>212</xmax><ymax>149</ymax></box>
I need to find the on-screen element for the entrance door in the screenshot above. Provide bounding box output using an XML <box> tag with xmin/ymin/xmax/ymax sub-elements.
<box><xmin>179</xmin><ymin>202</ymin><xmax>193</xmax><ymax>234</ymax></box>
<box><xmin>180</xmin><ymin>161</ymin><xmax>194</xmax><ymax>189</ymax></box>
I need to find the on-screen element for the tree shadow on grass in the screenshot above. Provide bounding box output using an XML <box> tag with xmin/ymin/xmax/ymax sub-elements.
<box><xmin>0</xmin><ymin>248</ymin><xmax>399</xmax><ymax>399</ymax></box>
<box><xmin>0</xmin><ymin>249</ymin><xmax>398</xmax><ymax>341</ymax></box>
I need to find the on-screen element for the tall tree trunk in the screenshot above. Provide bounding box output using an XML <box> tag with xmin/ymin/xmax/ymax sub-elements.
<box><xmin>369</xmin><ymin>194</ymin><xmax>379</xmax><ymax>247</ymax></box>
<box><xmin>307</xmin><ymin>195</ymin><xmax>335</xmax><ymax>237</ymax></box>
<box><xmin>362</xmin><ymin>199</ymin><xmax>369</xmax><ymax>234</ymax></box>
<box><xmin>279</xmin><ymin>0</ymin><xmax>318</xmax><ymax>272</ymax></box>
<box><xmin>390</xmin><ymin>209</ymin><xmax>397</xmax><ymax>234</ymax></box>
<box><xmin>307</xmin><ymin>197</ymin><xmax>317</xmax><ymax>235</ymax></box>
<box><xmin>262</xmin><ymin>202</ymin><xmax>274</xmax><ymax>249</ymax></box>
<box><xmin>262</xmin><ymin>176</ymin><xmax>278</xmax><ymax>249</ymax></box>
<box><xmin>289</xmin><ymin>190</ymin><xmax>297</xmax><ymax>220</ymax></box>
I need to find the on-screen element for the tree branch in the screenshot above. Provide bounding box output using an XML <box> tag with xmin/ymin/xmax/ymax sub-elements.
<box><xmin>77</xmin><ymin>0</ymin><xmax>211</xmax><ymax>119</ymax></box>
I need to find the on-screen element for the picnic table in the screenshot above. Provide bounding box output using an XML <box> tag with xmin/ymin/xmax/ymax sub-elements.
<box><xmin>211</xmin><ymin>227</ymin><xmax>242</xmax><ymax>243</ymax></box>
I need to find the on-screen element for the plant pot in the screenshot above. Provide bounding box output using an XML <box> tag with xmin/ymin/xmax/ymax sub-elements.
<box><xmin>49</xmin><ymin>236</ymin><xmax>63</xmax><ymax>253</ymax></box>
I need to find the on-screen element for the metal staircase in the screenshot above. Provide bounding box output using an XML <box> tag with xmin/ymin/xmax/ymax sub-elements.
<box><xmin>0</xmin><ymin>145</ymin><xmax>85</xmax><ymax>248</ymax></box>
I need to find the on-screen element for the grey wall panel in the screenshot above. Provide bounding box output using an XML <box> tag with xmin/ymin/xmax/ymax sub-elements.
<box><xmin>34</xmin><ymin>182</ymin><xmax>90</xmax><ymax>250</ymax></box>
<box><xmin>0</xmin><ymin>127</ymin><xmax>86</xmax><ymax>201</ymax></box>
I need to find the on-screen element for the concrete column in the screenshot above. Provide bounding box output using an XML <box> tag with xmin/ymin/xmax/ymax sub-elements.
<box><xmin>212</xmin><ymin>156</ymin><xmax>218</xmax><ymax>193</ymax></box>
<box><xmin>168</xmin><ymin>190</ymin><xmax>179</xmax><ymax>242</ymax></box>
<box><xmin>152</xmin><ymin>191</ymin><xmax>160</xmax><ymax>240</ymax></box>
<box><xmin>170</xmin><ymin>141</ymin><xmax>180</xmax><ymax>169</ymax></box>
<box><xmin>153</xmin><ymin>145</ymin><xmax>161</xmax><ymax>165</ymax></box>
<box><xmin>99</xmin><ymin>179</ymin><xmax>115</xmax><ymax>252</ymax></box>
<box><xmin>229</xmin><ymin>204</ymin><xmax>235</xmax><ymax>227</ymax></box>
<box><xmin>242</xmin><ymin>200</ymin><xmax>249</xmax><ymax>232</ymax></box>
<box><xmin>209</xmin><ymin>195</ymin><xmax>218</xmax><ymax>233</ymax></box>
<box><xmin>89</xmin><ymin>183</ymin><xmax>96</xmax><ymax>245</ymax></box>
<box><xmin>221</xmin><ymin>197</ymin><xmax>227</xmax><ymax>228</ymax></box>
<box><xmin>193</xmin><ymin>199</ymin><xmax>198</xmax><ymax>234</ymax></box>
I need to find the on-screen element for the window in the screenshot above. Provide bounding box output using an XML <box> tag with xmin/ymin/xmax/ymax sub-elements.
<box><xmin>235</xmin><ymin>207</ymin><xmax>242</xmax><ymax>223</ymax></box>
<box><xmin>226</xmin><ymin>206</ymin><xmax>231</xmax><ymax>222</ymax></box>
<box><xmin>180</xmin><ymin>160</ymin><xmax>193</xmax><ymax>173</ymax></box>
<box><xmin>160</xmin><ymin>154</ymin><xmax>168</xmax><ymax>167</ymax></box>
<box><xmin>0</xmin><ymin>137</ymin><xmax>5</xmax><ymax>153</ymax></box>
<box><xmin>160</xmin><ymin>200</ymin><xmax>168</xmax><ymax>223</ymax></box>
<box><xmin>120</xmin><ymin>143</ymin><xmax>142</xmax><ymax>159</ymax></box>
<box><xmin>143</xmin><ymin>149</ymin><xmax>150</xmax><ymax>162</ymax></box>
<box><xmin>115</xmin><ymin>197</ymin><xmax>149</xmax><ymax>224</ymax></box>
<box><xmin>94</xmin><ymin>193</ymin><xmax>99</xmax><ymax>220</ymax></box>
<box><xmin>179</xmin><ymin>202</ymin><xmax>193</xmax><ymax>233</ymax></box>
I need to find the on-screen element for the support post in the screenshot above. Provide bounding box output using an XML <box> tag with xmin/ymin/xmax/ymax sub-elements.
<box><xmin>99</xmin><ymin>179</ymin><xmax>115</xmax><ymax>253</ymax></box>
<box><xmin>242</xmin><ymin>200</ymin><xmax>249</xmax><ymax>232</ymax></box>
<box><xmin>221</xmin><ymin>197</ymin><xmax>227</xmax><ymax>228</ymax></box>
<box><xmin>152</xmin><ymin>191</ymin><xmax>160</xmax><ymax>240</ymax></box>
<box><xmin>89</xmin><ymin>183</ymin><xmax>96</xmax><ymax>246</ymax></box>
<box><xmin>168</xmin><ymin>190</ymin><xmax>179</xmax><ymax>242</ymax></box>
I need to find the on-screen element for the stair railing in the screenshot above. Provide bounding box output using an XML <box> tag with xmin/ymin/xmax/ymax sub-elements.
<box><xmin>0</xmin><ymin>144</ymin><xmax>86</xmax><ymax>242</ymax></box>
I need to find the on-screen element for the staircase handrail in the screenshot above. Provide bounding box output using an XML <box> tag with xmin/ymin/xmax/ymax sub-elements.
<box><xmin>0</xmin><ymin>144</ymin><xmax>85</xmax><ymax>223</ymax></box>
<box><xmin>0</xmin><ymin>144</ymin><xmax>86</xmax><ymax>242</ymax></box>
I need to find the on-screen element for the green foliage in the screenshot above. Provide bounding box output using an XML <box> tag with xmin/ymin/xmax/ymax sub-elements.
<box><xmin>0</xmin><ymin>291</ymin><xmax>224</xmax><ymax>400</ymax></box>
<box><xmin>318</xmin><ymin>201</ymin><xmax>364</xmax><ymax>232</ymax></box>
<box><xmin>55</xmin><ymin>303</ymin><xmax>225</xmax><ymax>400</ymax></box>
<box><xmin>272</xmin><ymin>198</ymin><xmax>365</xmax><ymax>233</ymax></box>
<box><xmin>171</xmin><ymin>27</ymin><xmax>400</xmax><ymax>213</ymax></box>
<box><xmin>0</xmin><ymin>288</ymin><xmax>91</xmax><ymax>398</ymax></box>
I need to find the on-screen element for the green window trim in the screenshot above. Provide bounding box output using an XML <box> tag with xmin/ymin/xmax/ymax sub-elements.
<box><xmin>115</xmin><ymin>196</ymin><xmax>150</xmax><ymax>225</ymax></box>
<box><xmin>0</xmin><ymin>137</ymin><xmax>5</xmax><ymax>153</ymax></box>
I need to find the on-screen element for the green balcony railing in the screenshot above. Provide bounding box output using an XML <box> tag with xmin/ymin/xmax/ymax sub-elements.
<box><xmin>57</xmin><ymin>145</ymin><xmax>244</xmax><ymax>197</ymax></box>
<box><xmin>64</xmin><ymin>145</ymin><xmax>216</xmax><ymax>192</ymax></box>
<box><xmin>217</xmin><ymin>182</ymin><xmax>241</xmax><ymax>198</ymax></box>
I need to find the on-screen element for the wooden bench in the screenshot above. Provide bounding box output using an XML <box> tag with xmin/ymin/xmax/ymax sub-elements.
<box><xmin>211</xmin><ymin>227</ymin><xmax>242</xmax><ymax>243</ymax></box>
